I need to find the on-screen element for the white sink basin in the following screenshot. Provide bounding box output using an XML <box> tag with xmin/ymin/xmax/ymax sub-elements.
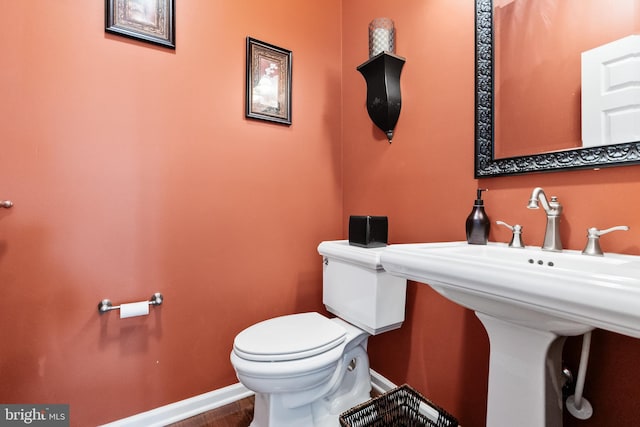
<box><xmin>380</xmin><ymin>241</ymin><xmax>640</xmax><ymax>427</ymax></box>
<box><xmin>380</xmin><ymin>241</ymin><xmax>640</xmax><ymax>337</ymax></box>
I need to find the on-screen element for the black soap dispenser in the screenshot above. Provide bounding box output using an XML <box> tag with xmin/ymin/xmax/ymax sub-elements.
<box><xmin>466</xmin><ymin>188</ymin><xmax>490</xmax><ymax>245</ymax></box>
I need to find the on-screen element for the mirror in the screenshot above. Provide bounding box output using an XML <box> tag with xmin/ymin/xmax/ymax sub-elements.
<box><xmin>474</xmin><ymin>0</ymin><xmax>640</xmax><ymax>177</ymax></box>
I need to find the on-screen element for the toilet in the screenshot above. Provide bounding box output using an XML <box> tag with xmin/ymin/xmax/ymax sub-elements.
<box><xmin>230</xmin><ymin>240</ymin><xmax>407</xmax><ymax>427</ymax></box>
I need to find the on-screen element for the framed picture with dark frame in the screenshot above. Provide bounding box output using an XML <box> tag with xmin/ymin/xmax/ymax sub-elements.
<box><xmin>105</xmin><ymin>0</ymin><xmax>176</xmax><ymax>49</ymax></box>
<box><xmin>246</xmin><ymin>37</ymin><xmax>292</xmax><ymax>125</ymax></box>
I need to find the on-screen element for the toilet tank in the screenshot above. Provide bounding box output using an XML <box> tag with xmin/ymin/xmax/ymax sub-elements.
<box><xmin>317</xmin><ymin>240</ymin><xmax>407</xmax><ymax>335</ymax></box>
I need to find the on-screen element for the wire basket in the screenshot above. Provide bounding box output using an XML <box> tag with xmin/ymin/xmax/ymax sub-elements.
<box><xmin>339</xmin><ymin>384</ymin><xmax>458</xmax><ymax>427</ymax></box>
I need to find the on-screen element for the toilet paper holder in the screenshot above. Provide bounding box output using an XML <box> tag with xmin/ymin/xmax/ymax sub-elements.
<box><xmin>98</xmin><ymin>292</ymin><xmax>164</xmax><ymax>314</ymax></box>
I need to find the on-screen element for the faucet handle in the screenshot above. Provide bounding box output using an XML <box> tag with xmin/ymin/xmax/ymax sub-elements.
<box><xmin>582</xmin><ymin>225</ymin><xmax>630</xmax><ymax>256</ymax></box>
<box><xmin>496</xmin><ymin>221</ymin><xmax>525</xmax><ymax>248</ymax></box>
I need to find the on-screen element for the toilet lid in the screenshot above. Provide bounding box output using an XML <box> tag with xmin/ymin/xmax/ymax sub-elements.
<box><xmin>233</xmin><ymin>312</ymin><xmax>346</xmax><ymax>362</ymax></box>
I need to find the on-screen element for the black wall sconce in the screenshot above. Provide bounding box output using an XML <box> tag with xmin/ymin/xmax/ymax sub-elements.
<box><xmin>357</xmin><ymin>18</ymin><xmax>405</xmax><ymax>143</ymax></box>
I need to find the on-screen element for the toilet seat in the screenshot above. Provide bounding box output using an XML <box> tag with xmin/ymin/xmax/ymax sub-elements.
<box><xmin>233</xmin><ymin>312</ymin><xmax>346</xmax><ymax>362</ymax></box>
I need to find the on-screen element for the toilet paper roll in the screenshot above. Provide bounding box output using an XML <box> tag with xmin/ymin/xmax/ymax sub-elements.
<box><xmin>119</xmin><ymin>301</ymin><xmax>150</xmax><ymax>319</ymax></box>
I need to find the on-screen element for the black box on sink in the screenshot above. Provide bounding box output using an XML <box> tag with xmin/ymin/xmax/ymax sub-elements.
<box><xmin>348</xmin><ymin>215</ymin><xmax>388</xmax><ymax>248</ymax></box>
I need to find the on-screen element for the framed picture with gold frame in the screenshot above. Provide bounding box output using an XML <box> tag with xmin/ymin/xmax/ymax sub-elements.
<box><xmin>105</xmin><ymin>0</ymin><xmax>175</xmax><ymax>49</ymax></box>
<box><xmin>246</xmin><ymin>37</ymin><xmax>292</xmax><ymax>125</ymax></box>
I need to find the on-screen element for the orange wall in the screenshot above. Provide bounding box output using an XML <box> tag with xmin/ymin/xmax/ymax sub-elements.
<box><xmin>3</xmin><ymin>1</ymin><xmax>640</xmax><ymax>427</ymax></box>
<box><xmin>343</xmin><ymin>1</ymin><xmax>640</xmax><ymax>426</ymax></box>
<box><xmin>0</xmin><ymin>1</ymin><xmax>342</xmax><ymax>426</ymax></box>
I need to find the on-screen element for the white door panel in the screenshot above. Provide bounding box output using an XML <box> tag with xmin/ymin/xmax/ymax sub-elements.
<box><xmin>582</xmin><ymin>35</ymin><xmax>640</xmax><ymax>147</ymax></box>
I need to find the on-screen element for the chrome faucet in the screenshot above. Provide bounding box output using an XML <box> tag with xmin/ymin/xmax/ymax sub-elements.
<box><xmin>527</xmin><ymin>187</ymin><xmax>563</xmax><ymax>251</ymax></box>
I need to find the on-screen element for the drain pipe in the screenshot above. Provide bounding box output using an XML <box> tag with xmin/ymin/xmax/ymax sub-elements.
<box><xmin>565</xmin><ymin>331</ymin><xmax>594</xmax><ymax>419</ymax></box>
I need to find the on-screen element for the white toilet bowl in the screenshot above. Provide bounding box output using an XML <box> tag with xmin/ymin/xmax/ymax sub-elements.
<box><xmin>229</xmin><ymin>240</ymin><xmax>407</xmax><ymax>427</ymax></box>
<box><xmin>230</xmin><ymin>313</ymin><xmax>371</xmax><ymax>427</ymax></box>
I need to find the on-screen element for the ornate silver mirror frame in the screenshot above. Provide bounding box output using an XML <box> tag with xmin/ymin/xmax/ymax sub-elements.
<box><xmin>474</xmin><ymin>0</ymin><xmax>640</xmax><ymax>177</ymax></box>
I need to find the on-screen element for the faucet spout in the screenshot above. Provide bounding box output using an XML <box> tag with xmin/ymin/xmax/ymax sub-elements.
<box><xmin>527</xmin><ymin>187</ymin><xmax>563</xmax><ymax>251</ymax></box>
<box><xmin>528</xmin><ymin>187</ymin><xmax>553</xmax><ymax>213</ymax></box>
<box><xmin>527</xmin><ymin>187</ymin><xmax>544</xmax><ymax>209</ymax></box>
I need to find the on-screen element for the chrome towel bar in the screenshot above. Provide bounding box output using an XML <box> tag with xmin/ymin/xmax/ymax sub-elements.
<box><xmin>98</xmin><ymin>292</ymin><xmax>164</xmax><ymax>314</ymax></box>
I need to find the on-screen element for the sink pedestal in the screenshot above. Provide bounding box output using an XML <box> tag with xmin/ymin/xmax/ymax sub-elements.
<box><xmin>477</xmin><ymin>313</ymin><xmax>567</xmax><ymax>427</ymax></box>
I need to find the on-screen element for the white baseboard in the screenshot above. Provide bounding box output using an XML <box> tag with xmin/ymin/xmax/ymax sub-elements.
<box><xmin>98</xmin><ymin>382</ymin><xmax>254</xmax><ymax>427</ymax></box>
<box><xmin>100</xmin><ymin>370</ymin><xmax>396</xmax><ymax>427</ymax></box>
<box><xmin>370</xmin><ymin>369</ymin><xmax>398</xmax><ymax>395</ymax></box>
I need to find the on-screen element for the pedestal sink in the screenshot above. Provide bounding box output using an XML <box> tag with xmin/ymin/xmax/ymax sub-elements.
<box><xmin>380</xmin><ymin>242</ymin><xmax>640</xmax><ymax>427</ymax></box>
